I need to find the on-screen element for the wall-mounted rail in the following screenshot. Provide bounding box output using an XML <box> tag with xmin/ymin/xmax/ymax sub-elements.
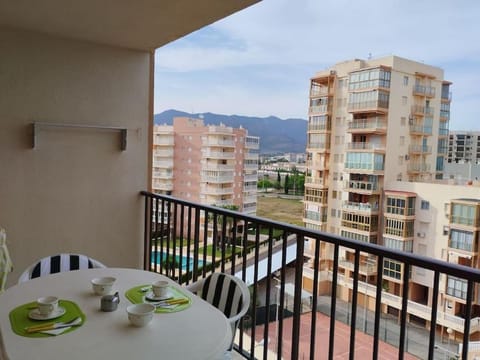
<box><xmin>31</xmin><ymin>122</ymin><xmax>127</xmax><ymax>151</ymax></box>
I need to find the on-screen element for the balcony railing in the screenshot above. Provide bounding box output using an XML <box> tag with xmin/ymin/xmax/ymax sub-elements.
<box><xmin>346</xmin><ymin>142</ymin><xmax>385</xmax><ymax>151</ymax></box>
<box><xmin>141</xmin><ymin>191</ymin><xmax>480</xmax><ymax>360</ymax></box>
<box><xmin>347</xmin><ymin>118</ymin><xmax>387</xmax><ymax>133</ymax></box>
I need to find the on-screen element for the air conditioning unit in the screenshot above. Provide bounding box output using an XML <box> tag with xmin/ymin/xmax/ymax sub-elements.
<box><xmin>417</xmin><ymin>232</ymin><xmax>425</xmax><ymax>238</ymax></box>
<box><xmin>405</xmin><ymin>155</ymin><xmax>410</xmax><ymax>160</ymax></box>
<box><xmin>330</xmin><ymin>70</ymin><xmax>336</xmax><ymax>76</ymax></box>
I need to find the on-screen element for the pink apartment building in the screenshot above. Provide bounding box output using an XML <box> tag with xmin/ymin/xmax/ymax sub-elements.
<box><xmin>153</xmin><ymin>117</ymin><xmax>259</xmax><ymax>215</ymax></box>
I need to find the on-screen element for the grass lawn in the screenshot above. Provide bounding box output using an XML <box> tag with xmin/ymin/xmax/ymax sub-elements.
<box><xmin>256</xmin><ymin>194</ymin><xmax>304</xmax><ymax>226</ymax></box>
<box><xmin>200</xmin><ymin>244</ymin><xmax>243</xmax><ymax>258</ymax></box>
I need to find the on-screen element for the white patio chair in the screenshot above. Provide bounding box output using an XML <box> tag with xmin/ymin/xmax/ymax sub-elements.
<box><xmin>186</xmin><ymin>272</ymin><xmax>250</xmax><ymax>358</ymax></box>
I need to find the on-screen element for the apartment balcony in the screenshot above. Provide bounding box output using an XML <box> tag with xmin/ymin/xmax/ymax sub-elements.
<box><xmin>306</xmin><ymin>159</ymin><xmax>327</xmax><ymax>170</ymax></box>
<box><xmin>347</xmin><ymin>118</ymin><xmax>387</xmax><ymax>134</ymax></box>
<box><xmin>202</xmin><ymin>150</ymin><xmax>235</xmax><ymax>159</ymax></box>
<box><xmin>439</xmin><ymin>128</ymin><xmax>449</xmax><ymax>137</ymax></box>
<box><xmin>244</xmin><ymin>174</ymin><xmax>258</xmax><ymax>182</ymax></box>
<box><xmin>308</xmin><ymin>104</ymin><xmax>332</xmax><ymax>115</ymax></box>
<box><xmin>203</xmin><ymin>163</ymin><xmax>235</xmax><ymax>171</ymax></box>
<box><xmin>152</xmin><ymin>181</ymin><xmax>173</xmax><ymax>191</ymax></box>
<box><xmin>200</xmin><ymin>174</ymin><xmax>234</xmax><ymax>183</ymax></box>
<box><xmin>243</xmin><ymin>194</ymin><xmax>257</xmax><ymax>204</ymax></box>
<box><xmin>244</xmin><ymin>152</ymin><xmax>259</xmax><ymax>161</ymax></box>
<box><xmin>346</xmin><ymin>142</ymin><xmax>386</xmax><ymax>152</ymax></box>
<box><xmin>153</xmin><ymin>160</ymin><xmax>174</xmax><ymax>168</ymax></box>
<box><xmin>344</xmin><ymin>161</ymin><xmax>385</xmax><ymax>175</ymax></box>
<box><xmin>152</xmin><ymin>149</ymin><xmax>174</xmax><ymax>157</ymax></box>
<box><xmin>308</xmin><ymin>122</ymin><xmax>331</xmax><ymax>132</ymax></box>
<box><xmin>347</xmin><ymin>101</ymin><xmax>389</xmax><ymax>114</ymax></box>
<box><xmin>141</xmin><ymin>191</ymin><xmax>480</xmax><ymax>360</ymax></box>
<box><xmin>411</xmin><ymin>105</ymin><xmax>435</xmax><ymax>117</ymax></box>
<box><xmin>440</xmin><ymin>110</ymin><xmax>450</xmax><ymax>121</ymax></box>
<box><xmin>245</xmin><ymin>137</ymin><xmax>260</xmax><ymax>150</ymax></box>
<box><xmin>409</xmin><ymin>123</ymin><xmax>433</xmax><ymax>136</ymax></box>
<box><xmin>304</xmin><ymin>176</ymin><xmax>327</xmax><ymax>188</ymax></box>
<box><xmin>407</xmin><ymin>163</ymin><xmax>431</xmax><ymax>173</ymax></box>
<box><xmin>200</xmin><ymin>185</ymin><xmax>233</xmax><ymax>195</ymax></box>
<box><xmin>243</xmin><ymin>162</ymin><xmax>259</xmax><ymax>170</ymax></box>
<box><xmin>344</xmin><ymin>179</ymin><xmax>380</xmax><ymax>195</ymax></box>
<box><xmin>309</xmin><ymin>86</ymin><xmax>333</xmax><ymax>97</ymax></box>
<box><xmin>203</xmin><ymin>139</ymin><xmax>235</xmax><ymax>147</ymax></box>
<box><xmin>154</xmin><ymin>137</ymin><xmax>175</xmax><ymax>146</ymax></box>
<box><xmin>342</xmin><ymin>201</ymin><xmax>379</xmax><ymax>214</ymax></box>
<box><xmin>413</xmin><ymin>85</ymin><xmax>436</xmax><ymax>98</ymax></box>
<box><xmin>243</xmin><ymin>183</ymin><xmax>257</xmax><ymax>191</ymax></box>
<box><xmin>306</xmin><ymin>142</ymin><xmax>330</xmax><ymax>153</ymax></box>
<box><xmin>152</xmin><ymin>170</ymin><xmax>173</xmax><ymax>179</ymax></box>
<box><xmin>408</xmin><ymin>144</ymin><xmax>432</xmax><ymax>155</ymax></box>
<box><xmin>207</xmin><ymin>125</ymin><xmax>233</xmax><ymax>135</ymax></box>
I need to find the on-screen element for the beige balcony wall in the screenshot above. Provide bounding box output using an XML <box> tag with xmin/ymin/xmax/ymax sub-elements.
<box><xmin>0</xmin><ymin>28</ymin><xmax>151</xmax><ymax>286</ymax></box>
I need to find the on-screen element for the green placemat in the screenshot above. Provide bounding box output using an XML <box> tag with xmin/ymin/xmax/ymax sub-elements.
<box><xmin>125</xmin><ymin>285</ymin><xmax>191</xmax><ymax>313</ymax></box>
<box><xmin>9</xmin><ymin>300</ymin><xmax>86</xmax><ymax>338</ymax></box>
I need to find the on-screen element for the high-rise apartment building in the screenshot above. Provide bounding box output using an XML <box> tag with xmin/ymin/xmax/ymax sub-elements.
<box><xmin>153</xmin><ymin>117</ymin><xmax>259</xmax><ymax>214</ymax></box>
<box><xmin>300</xmin><ymin>56</ymin><xmax>480</xmax><ymax>338</ymax></box>
<box><xmin>303</xmin><ymin>55</ymin><xmax>451</xmax><ymax>236</ymax></box>
<box><xmin>447</xmin><ymin>131</ymin><xmax>480</xmax><ymax>164</ymax></box>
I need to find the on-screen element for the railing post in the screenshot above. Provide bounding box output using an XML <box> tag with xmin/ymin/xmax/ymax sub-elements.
<box><xmin>291</xmin><ymin>234</ymin><xmax>304</xmax><ymax>359</ymax></box>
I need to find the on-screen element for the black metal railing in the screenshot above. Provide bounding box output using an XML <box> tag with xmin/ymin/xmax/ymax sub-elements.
<box><xmin>141</xmin><ymin>191</ymin><xmax>480</xmax><ymax>360</ymax></box>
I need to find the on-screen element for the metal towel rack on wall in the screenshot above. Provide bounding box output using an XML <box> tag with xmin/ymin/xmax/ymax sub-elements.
<box><xmin>31</xmin><ymin>122</ymin><xmax>127</xmax><ymax>151</ymax></box>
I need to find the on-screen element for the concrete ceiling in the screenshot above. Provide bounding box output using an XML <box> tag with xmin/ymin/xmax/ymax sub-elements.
<box><xmin>0</xmin><ymin>0</ymin><xmax>260</xmax><ymax>51</ymax></box>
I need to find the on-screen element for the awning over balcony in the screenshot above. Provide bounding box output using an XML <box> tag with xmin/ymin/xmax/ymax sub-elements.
<box><xmin>0</xmin><ymin>0</ymin><xmax>260</xmax><ymax>51</ymax></box>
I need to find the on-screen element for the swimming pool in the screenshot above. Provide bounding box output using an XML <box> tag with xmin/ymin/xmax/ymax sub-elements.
<box><xmin>151</xmin><ymin>252</ymin><xmax>205</xmax><ymax>270</ymax></box>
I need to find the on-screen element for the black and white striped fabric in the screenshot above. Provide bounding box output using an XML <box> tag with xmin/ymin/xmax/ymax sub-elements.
<box><xmin>200</xmin><ymin>273</ymin><xmax>244</xmax><ymax>320</ymax></box>
<box><xmin>18</xmin><ymin>253</ymin><xmax>106</xmax><ymax>283</ymax></box>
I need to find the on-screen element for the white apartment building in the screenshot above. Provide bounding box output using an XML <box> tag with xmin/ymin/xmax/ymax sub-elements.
<box><xmin>153</xmin><ymin>117</ymin><xmax>259</xmax><ymax>215</ymax></box>
<box><xmin>447</xmin><ymin>131</ymin><xmax>480</xmax><ymax>164</ymax></box>
<box><xmin>300</xmin><ymin>56</ymin><xmax>480</xmax><ymax>340</ymax></box>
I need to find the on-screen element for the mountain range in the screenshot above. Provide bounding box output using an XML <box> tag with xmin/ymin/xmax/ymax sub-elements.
<box><xmin>154</xmin><ymin>109</ymin><xmax>307</xmax><ymax>154</ymax></box>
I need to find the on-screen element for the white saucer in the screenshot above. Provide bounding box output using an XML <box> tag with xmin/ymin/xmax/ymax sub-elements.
<box><xmin>28</xmin><ymin>306</ymin><xmax>66</xmax><ymax>321</ymax></box>
<box><xmin>145</xmin><ymin>290</ymin><xmax>172</xmax><ymax>301</ymax></box>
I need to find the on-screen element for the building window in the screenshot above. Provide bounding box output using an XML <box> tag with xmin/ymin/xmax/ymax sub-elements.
<box><xmin>399</xmin><ymin>136</ymin><xmax>405</xmax><ymax>146</ymax></box>
<box><xmin>401</xmin><ymin>117</ymin><xmax>406</xmax><ymax>126</ymax></box>
<box><xmin>331</xmin><ymin>208</ymin><xmax>336</xmax><ymax>217</ymax></box>
<box><xmin>384</xmin><ymin>237</ymin><xmax>413</xmax><ymax>252</ymax></box>
<box><xmin>403</xmin><ymin>76</ymin><xmax>409</xmax><ymax>86</ymax></box>
<box><xmin>446</xmin><ymin>276</ymin><xmax>468</xmax><ymax>299</ymax></box>
<box><xmin>449</xmin><ymin>229</ymin><xmax>475</xmax><ymax>252</ymax></box>
<box><xmin>420</xmin><ymin>200</ymin><xmax>430</xmax><ymax>210</ymax></box>
<box><xmin>402</xmin><ymin>96</ymin><xmax>408</xmax><ymax>105</ymax></box>
<box><xmin>398</xmin><ymin>156</ymin><xmax>403</xmax><ymax>165</ymax></box>
<box><xmin>383</xmin><ymin>259</ymin><xmax>402</xmax><ymax>280</ymax></box>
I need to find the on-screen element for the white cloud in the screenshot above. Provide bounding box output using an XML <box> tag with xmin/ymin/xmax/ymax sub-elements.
<box><xmin>154</xmin><ymin>0</ymin><xmax>480</xmax><ymax>127</ymax></box>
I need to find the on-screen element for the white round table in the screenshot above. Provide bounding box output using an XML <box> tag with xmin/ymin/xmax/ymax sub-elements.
<box><xmin>0</xmin><ymin>268</ymin><xmax>232</xmax><ymax>360</ymax></box>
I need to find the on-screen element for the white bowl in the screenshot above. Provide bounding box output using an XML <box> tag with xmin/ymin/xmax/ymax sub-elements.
<box><xmin>126</xmin><ymin>303</ymin><xmax>155</xmax><ymax>327</ymax></box>
<box><xmin>91</xmin><ymin>276</ymin><xmax>116</xmax><ymax>295</ymax></box>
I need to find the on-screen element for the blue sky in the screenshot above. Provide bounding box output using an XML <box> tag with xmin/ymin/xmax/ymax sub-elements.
<box><xmin>154</xmin><ymin>0</ymin><xmax>480</xmax><ymax>130</ymax></box>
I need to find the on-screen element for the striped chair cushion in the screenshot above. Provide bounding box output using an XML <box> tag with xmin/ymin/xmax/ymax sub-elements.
<box><xmin>201</xmin><ymin>273</ymin><xmax>244</xmax><ymax>319</ymax></box>
<box><xmin>30</xmin><ymin>254</ymin><xmax>97</xmax><ymax>279</ymax></box>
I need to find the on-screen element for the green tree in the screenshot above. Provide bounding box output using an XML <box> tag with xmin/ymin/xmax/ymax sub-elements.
<box><xmin>284</xmin><ymin>174</ymin><xmax>289</xmax><ymax>194</ymax></box>
<box><xmin>276</xmin><ymin>170</ymin><xmax>281</xmax><ymax>190</ymax></box>
<box><xmin>211</xmin><ymin>204</ymin><xmax>240</xmax><ymax>249</ymax></box>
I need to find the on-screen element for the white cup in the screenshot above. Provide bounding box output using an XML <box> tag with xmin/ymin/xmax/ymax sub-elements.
<box><xmin>91</xmin><ymin>277</ymin><xmax>116</xmax><ymax>296</ymax></box>
<box><xmin>151</xmin><ymin>280</ymin><xmax>169</xmax><ymax>298</ymax></box>
<box><xmin>37</xmin><ymin>296</ymin><xmax>59</xmax><ymax>316</ymax></box>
